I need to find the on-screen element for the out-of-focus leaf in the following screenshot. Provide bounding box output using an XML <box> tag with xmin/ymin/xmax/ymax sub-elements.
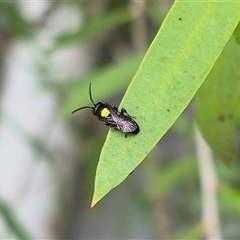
<box><xmin>91</xmin><ymin>2</ymin><xmax>240</xmax><ymax>206</ymax></box>
<box><xmin>0</xmin><ymin>198</ymin><xmax>32</xmax><ymax>239</ymax></box>
<box><xmin>0</xmin><ymin>3</ymin><xmax>32</xmax><ymax>38</ymax></box>
<box><xmin>146</xmin><ymin>156</ymin><xmax>197</xmax><ymax>200</ymax></box>
<box><xmin>233</xmin><ymin>21</ymin><xmax>240</xmax><ymax>44</ymax></box>
<box><xmin>146</xmin><ymin>2</ymin><xmax>167</xmax><ymax>25</ymax></box>
<box><xmin>178</xmin><ymin>223</ymin><xmax>204</xmax><ymax>240</ymax></box>
<box><xmin>195</xmin><ymin>36</ymin><xmax>240</xmax><ymax>165</ymax></box>
<box><xmin>54</xmin><ymin>6</ymin><xmax>132</xmax><ymax>49</ymax></box>
<box><xmin>219</xmin><ymin>183</ymin><xmax>240</xmax><ymax>213</ymax></box>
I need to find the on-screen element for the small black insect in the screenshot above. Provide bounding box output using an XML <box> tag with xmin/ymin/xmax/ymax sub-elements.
<box><xmin>72</xmin><ymin>83</ymin><xmax>140</xmax><ymax>137</ymax></box>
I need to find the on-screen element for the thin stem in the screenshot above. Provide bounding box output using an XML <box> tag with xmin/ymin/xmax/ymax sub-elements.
<box><xmin>195</xmin><ymin>126</ymin><xmax>222</xmax><ymax>239</ymax></box>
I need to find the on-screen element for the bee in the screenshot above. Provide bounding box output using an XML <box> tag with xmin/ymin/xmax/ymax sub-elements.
<box><xmin>72</xmin><ymin>83</ymin><xmax>140</xmax><ymax>138</ymax></box>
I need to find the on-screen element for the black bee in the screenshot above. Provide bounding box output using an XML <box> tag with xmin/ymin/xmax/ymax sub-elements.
<box><xmin>72</xmin><ymin>83</ymin><xmax>140</xmax><ymax>137</ymax></box>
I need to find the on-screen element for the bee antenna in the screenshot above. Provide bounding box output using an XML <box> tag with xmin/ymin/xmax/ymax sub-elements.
<box><xmin>71</xmin><ymin>106</ymin><xmax>92</xmax><ymax>114</ymax></box>
<box><xmin>89</xmin><ymin>83</ymin><xmax>96</xmax><ymax>105</ymax></box>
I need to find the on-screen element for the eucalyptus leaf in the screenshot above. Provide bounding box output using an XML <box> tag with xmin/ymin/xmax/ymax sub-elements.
<box><xmin>92</xmin><ymin>2</ymin><xmax>240</xmax><ymax>206</ymax></box>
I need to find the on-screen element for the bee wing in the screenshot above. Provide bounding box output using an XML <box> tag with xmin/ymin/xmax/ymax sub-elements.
<box><xmin>115</xmin><ymin>116</ymin><xmax>139</xmax><ymax>133</ymax></box>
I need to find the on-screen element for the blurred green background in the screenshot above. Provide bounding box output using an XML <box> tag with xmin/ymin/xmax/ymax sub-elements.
<box><xmin>0</xmin><ymin>1</ymin><xmax>240</xmax><ymax>239</ymax></box>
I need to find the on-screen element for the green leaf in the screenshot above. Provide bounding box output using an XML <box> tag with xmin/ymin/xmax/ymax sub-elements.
<box><xmin>91</xmin><ymin>2</ymin><xmax>240</xmax><ymax>206</ymax></box>
<box><xmin>195</xmin><ymin>36</ymin><xmax>240</xmax><ymax>165</ymax></box>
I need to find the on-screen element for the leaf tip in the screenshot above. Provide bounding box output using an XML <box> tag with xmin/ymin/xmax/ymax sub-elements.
<box><xmin>90</xmin><ymin>193</ymin><xmax>100</xmax><ymax>208</ymax></box>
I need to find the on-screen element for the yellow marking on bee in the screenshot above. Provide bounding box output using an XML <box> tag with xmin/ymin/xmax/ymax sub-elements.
<box><xmin>101</xmin><ymin>108</ymin><xmax>110</xmax><ymax>117</ymax></box>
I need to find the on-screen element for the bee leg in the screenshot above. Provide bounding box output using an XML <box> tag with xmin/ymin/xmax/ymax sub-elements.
<box><xmin>121</xmin><ymin>108</ymin><xmax>128</xmax><ymax>114</ymax></box>
<box><xmin>121</xmin><ymin>108</ymin><xmax>136</xmax><ymax>118</ymax></box>
<box><xmin>105</xmin><ymin>122</ymin><xmax>118</xmax><ymax>130</ymax></box>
